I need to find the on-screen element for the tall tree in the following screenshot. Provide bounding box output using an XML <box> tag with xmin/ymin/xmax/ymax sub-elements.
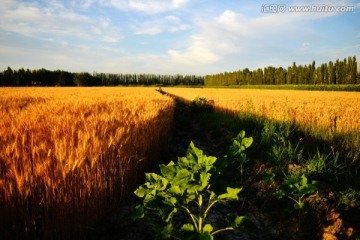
<box><xmin>349</xmin><ymin>56</ymin><xmax>358</xmax><ymax>84</ymax></box>
<box><xmin>328</xmin><ymin>61</ymin><xmax>335</xmax><ymax>84</ymax></box>
<box><xmin>292</xmin><ymin>62</ymin><xmax>298</xmax><ymax>84</ymax></box>
<box><xmin>3</xmin><ymin>67</ymin><xmax>14</xmax><ymax>86</ymax></box>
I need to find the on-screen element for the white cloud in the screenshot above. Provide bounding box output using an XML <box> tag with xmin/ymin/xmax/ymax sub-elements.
<box><xmin>134</xmin><ymin>24</ymin><xmax>163</xmax><ymax>35</ymax></box>
<box><xmin>0</xmin><ymin>1</ymin><xmax>122</xmax><ymax>43</ymax></box>
<box><xmin>133</xmin><ymin>15</ymin><xmax>188</xmax><ymax>35</ymax></box>
<box><xmin>107</xmin><ymin>0</ymin><xmax>190</xmax><ymax>13</ymax></box>
<box><xmin>166</xmin><ymin>5</ymin><xmax>347</xmax><ymax>69</ymax></box>
<box><xmin>167</xmin><ymin>36</ymin><xmax>219</xmax><ymax>65</ymax></box>
<box><xmin>80</xmin><ymin>0</ymin><xmax>96</xmax><ymax>8</ymax></box>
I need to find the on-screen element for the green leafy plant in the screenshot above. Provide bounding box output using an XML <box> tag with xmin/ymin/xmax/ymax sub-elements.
<box><xmin>226</xmin><ymin>130</ymin><xmax>253</xmax><ymax>180</ymax></box>
<box><xmin>131</xmin><ymin>141</ymin><xmax>245</xmax><ymax>239</ymax></box>
<box><xmin>191</xmin><ymin>97</ymin><xmax>214</xmax><ymax>111</ymax></box>
<box><xmin>336</xmin><ymin>188</ymin><xmax>360</xmax><ymax>210</ymax></box>
<box><xmin>275</xmin><ymin>174</ymin><xmax>318</xmax><ymax>210</ymax></box>
<box><xmin>264</xmin><ymin>171</ymin><xmax>276</xmax><ymax>184</ymax></box>
<box><xmin>192</xmin><ymin>96</ymin><xmax>207</xmax><ymax>105</ymax></box>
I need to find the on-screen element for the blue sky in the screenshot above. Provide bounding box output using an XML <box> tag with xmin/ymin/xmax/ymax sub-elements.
<box><xmin>0</xmin><ymin>0</ymin><xmax>359</xmax><ymax>75</ymax></box>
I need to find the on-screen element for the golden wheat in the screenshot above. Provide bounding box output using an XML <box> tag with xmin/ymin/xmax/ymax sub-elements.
<box><xmin>0</xmin><ymin>87</ymin><xmax>174</xmax><ymax>239</ymax></box>
<box><xmin>163</xmin><ymin>88</ymin><xmax>360</xmax><ymax>134</ymax></box>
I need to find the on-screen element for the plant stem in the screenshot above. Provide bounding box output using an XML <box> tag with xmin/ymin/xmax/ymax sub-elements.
<box><xmin>211</xmin><ymin>227</ymin><xmax>234</xmax><ymax>235</ymax></box>
<box><xmin>182</xmin><ymin>206</ymin><xmax>199</xmax><ymax>232</ymax></box>
<box><xmin>203</xmin><ymin>199</ymin><xmax>219</xmax><ymax>221</ymax></box>
<box><xmin>198</xmin><ymin>196</ymin><xmax>203</xmax><ymax>232</ymax></box>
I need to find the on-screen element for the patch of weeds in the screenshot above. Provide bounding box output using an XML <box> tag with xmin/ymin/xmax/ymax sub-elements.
<box><xmin>261</xmin><ymin>121</ymin><xmax>304</xmax><ymax>170</ymax></box>
<box><xmin>304</xmin><ymin>149</ymin><xmax>347</xmax><ymax>184</ymax></box>
<box><xmin>336</xmin><ymin>188</ymin><xmax>360</xmax><ymax>210</ymax></box>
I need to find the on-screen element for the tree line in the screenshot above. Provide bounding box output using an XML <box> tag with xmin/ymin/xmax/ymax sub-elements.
<box><xmin>0</xmin><ymin>68</ymin><xmax>204</xmax><ymax>86</ymax></box>
<box><xmin>1</xmin><ymin>56</ymin><xmax>358</xmax><ymax>87</ymax></box>
<box><xmin>205</xmin><ymin>56</ymin><xmax>359</xmax><ymax>86</ymax></box>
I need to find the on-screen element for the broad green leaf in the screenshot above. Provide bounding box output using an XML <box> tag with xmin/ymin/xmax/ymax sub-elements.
<box><xmin>146</xmin><ymin>195</ymin><xmax>166</xmax><ymax>209</ymax></box>
<box><xmin>172</xmin><ymin>169</ymin><xmax>192</xmax><ymax>186</ymax></box>
<box><xmin>160</xmin><ymin>206</ymin><xmax>177</xmax><ymax>222</ymax></box>
<box><xmin>160</xmin><ymin>162</ymin><xmax>177</xmax><ymax>179</ymax></box>
<box><xmin>144</xmin><ymin>176</ymin><xmax>168</xmax><ymax>191</ymax></box>
<box><xmin>300</xmin><ymin>174</ymin><xmax>308</xmax><ymax>186</ymax></box>
<box><xmin>305</xmin><ymin>181</ymin><xmax>318</xmax><ymax>194</ymax></box>
<box><xmin>199</xmin><ymin>232</ymin><xmax>213</xmax><ymax>240</ymax></box>
<box><xmin>238</xmin><ymin>130</ymin><xmax>245</xmax><ymax>139</ymax></box>
<box><xmin>232</xmin><ymin>216</ymin><xmax>246</xmax><ymax>228</ymax></box>
<box><xmin>202</xmin><ymin>224</ymin><xmax>213</xmax><ymax>233</ymax></box>
<box><xmin>146</xmin><ymin>172</ymin><xmax>162</xmax><ymax>183</ymax></box>
<box><xmin>144</xmin><ymin>189</ymin><xmax>157</xmax><ymax>203</ymax></box>
<box><xmin>186</xmin><ymin>184</ymin><xmax>203</xmax><ymax>194</ymax></box>
<box><xmin>156</xmin><ymin>224</ymin><xmax>174</xmax><ymax>240</ymax></box>
<box><xmin>178</xmin><ymin>224</ymin><xmax>197</xmax><ymax>240</ymax></box>
<box><xmin>162</xmin><ymin>196</ymin><xmax>177</xmax><ymax>206</ymax></box>
<box><xmin>200</xmin><ymin>172</ymin><xmax>211</xmax><ymax>188</ymax></box>
<box><xmin>242</xmin><ymin>137</ymin><xmax>253</xmax><ymax>148</ymax></box>
<box><xmin>180</xmin><ymin>223</ymin><xmax>195</xmax><ymax>232</ymax></box>
<box><xmin>169</xmin><ymin>185</ymin><xmax>183</xmax><ymax>195</ymax></box>
<box><xmin>129</xmin><ymin>205</ymin><xmax>144</xmax><ymax>220</ymax></box>
<box><xmin>185</xmin><ymin>192</ymin><xmax>197</xmax><ymax>201</ymax></box>
<box><xmin>134</xmin><ymin>186</ymin><xmax>147</xmax><ymax>198</ymax></box>
<box><xmin>178</xmin><ymin>157</ymin><xmax>193</xmax><ymax>169</ymax></box>
<box><xmin>189</xmin><ymin>141</ymin><xmax>203</xmax><ymax>158</ymax></box>
<box><xmin>186</xmin><ymin>141</ymin><xmax>204</xmax><ymax>165</ymax></box>
<box><xmin>203</xmin><ymin>156</ymin><xmax>217</xmax><ymax>171</ymax></box>
<box><xmin>158</xmin><ymin>177</ymin><xmax>169</xmax><ymax>191</ymax></box>
<box><xmin>219</xmin><ymin>187</ymin><xmax>242</xmax><ymax>200</ymax></box>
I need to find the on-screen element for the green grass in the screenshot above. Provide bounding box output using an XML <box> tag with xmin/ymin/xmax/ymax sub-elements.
<box><xmin>189</xmin><ymin>104</ymin><xmax>360</xmax><ymax>206</ymax></box>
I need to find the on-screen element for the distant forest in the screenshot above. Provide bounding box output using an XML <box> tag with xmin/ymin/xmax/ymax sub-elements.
<box><xmin>205</xmin><ymin>56</ymin><xmax>359</xmax><ymax>86</ymax></box>
<box><xmin>0</xmin><ymin>70</ymin><xmax>204</xmax><ymax>86</ymax></box>
<box><xmin>0</xmin><ymin>55</ymin><xmax>358</xmax><ymax>86</ymax></box>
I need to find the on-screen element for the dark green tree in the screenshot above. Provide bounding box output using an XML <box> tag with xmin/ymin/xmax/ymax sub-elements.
<box><xmin>328</xmin><ymin>61</ymin><xmax>335</xmax><ymax>84</ymax></box>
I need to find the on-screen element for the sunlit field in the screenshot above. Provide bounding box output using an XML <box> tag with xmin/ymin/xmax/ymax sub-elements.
<box><xmin>163</xmin><ymin>88</ymin><xmax>360</xmax><ymax>134</ymax></box>
<box><xmin>163</xmin><ymin>87</ymin><xmax>360</xmax><ymax>174</ymax></box>
<box><xmin>159</xmin><ymin>87</ymin><xmax>360</xmax><ymax>239</ymax></box>
<box><xmin>0</xmin><ymin>87</ymin><xmax>174</xmax><ymax>239</ymax></box>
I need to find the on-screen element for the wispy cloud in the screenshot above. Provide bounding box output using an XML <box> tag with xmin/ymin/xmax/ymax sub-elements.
<box><xmin>0</xmin><ymin>1</ymin><xmax>122</xmax><ymax>43</ymax></box>
<box><xmin>107</xmin><ymin>0</ymin><xmax>190</xmax><ymax>13</ymax></box>
<box><xmin>133</xmin><ymin>15</ymin><xmax>188</xmax><ymax>35</ymax></box>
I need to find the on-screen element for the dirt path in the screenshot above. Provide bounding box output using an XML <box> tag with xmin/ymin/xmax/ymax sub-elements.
<box><xmin>87</xmin><ymin>99</ymin><xmax>220</xmax><ymax>239</ymax></box>
<box><xmin>86</xmin><ymin>97</ymin><xmax>287</xmax><ymax>240</ymax></box>
<box><xmin>86</xmin><ymin>98</ymin><xmax>326</xmax><ymax>240</ymax></box>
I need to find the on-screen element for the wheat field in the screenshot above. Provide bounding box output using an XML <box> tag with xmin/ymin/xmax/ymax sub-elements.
<box><xmin>163</xmin><ymin>87</ymin><xmax>360</xmax><ymax>163</ymax></box>
<box><xmin>0</xmin><ymin>87</ymin><xmax>174</xmax><ymax>239</ymax></box>
<box><xmin>163</xmin><ymin>88</ymin><xmax>360</xmax><ymax>134</ymax></box>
